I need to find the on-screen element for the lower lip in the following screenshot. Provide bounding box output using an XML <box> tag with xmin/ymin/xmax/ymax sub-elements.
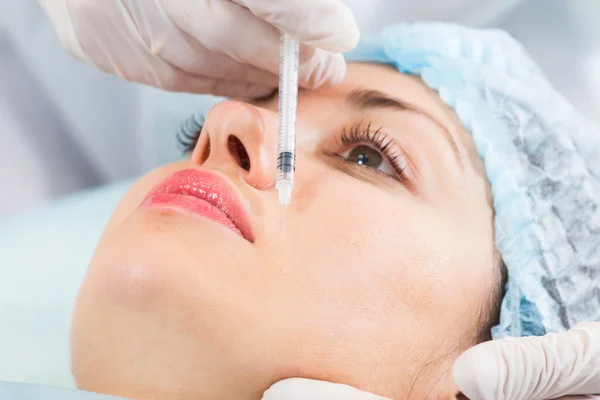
<box><xmin>142</xmin><ymin>193</ymin><xmax>242</xmax><ymax>237</ymax></box>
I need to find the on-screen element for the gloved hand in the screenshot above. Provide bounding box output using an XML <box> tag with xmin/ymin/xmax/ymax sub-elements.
<box><xmin>453</xmin><ymin>322</ymin><xmax>600</xmax><ymax>400</ymax></box>
<box><xmin>39</xmin><ymin>0</ymin><xmax>359</xmax><ymax>98</ymax></box>
<box><xmin>262</xmin><ymin>378</ymin><xmax>390</xmax><ymax>400</ymax></box>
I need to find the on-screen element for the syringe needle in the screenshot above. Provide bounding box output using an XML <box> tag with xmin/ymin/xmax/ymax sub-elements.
<box><xmin>281</xmin><ymin>206</ymin><xmax>286</xmax><ymax>236</ymax></box>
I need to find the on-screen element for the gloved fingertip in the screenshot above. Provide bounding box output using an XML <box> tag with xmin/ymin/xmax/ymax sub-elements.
<box><xmin>452</xmin><ymin>344</ymin><xmax>500</xmax><ymax>400</ymax></box>
<box><xmin>299</xmin><ymin>53</ymin><xmax>347</xmax><ymax>90</ymax></box>
<box><xmin>328</xmin><ymin>24</ymin><xmax>361</xmax><ymax>54</ymax></box>
<box><xmin>320</xmin><ymin>5</ymin><xmax>360</xmax><ymax>53</ymax></box>
<box><xmin>338</xmin><ymin>18</ymin><xmax>361</xmax><ymax>53</ymax></box>
<box><xmin>262</xmin><ymin>378</ymin><xmax>391</xmax><ymax>400</ymax></box>
<box><xmin>308</xmin><ymin>18</ymin><xmax>360</xmax><ymax>53</ymax></box>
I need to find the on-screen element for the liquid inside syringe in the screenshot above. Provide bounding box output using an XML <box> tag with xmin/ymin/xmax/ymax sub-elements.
<box><xmin>276</xmin><ymin>32</ymin><xmax>300</xmax><ymax>212</ymax></box>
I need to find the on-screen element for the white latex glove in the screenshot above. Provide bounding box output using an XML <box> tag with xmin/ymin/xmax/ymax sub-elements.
<box><xmin>262</xmin><ymin>378</ymin><xmax>391</xmax><ymax>400</ymax></box>
<box><xmin>453</xmin><ymin>322</ymin><xmax>600</xmax><ymax>400</ymax></box>
<box><xmin>38</xmin><ymin>0</ymin><xmax>360</xmax><ymax>98</ymax></box>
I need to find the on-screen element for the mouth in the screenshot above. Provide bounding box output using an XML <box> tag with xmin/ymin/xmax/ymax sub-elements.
<box><xmin>141</xmin><ymin>169</ymin><xmax>254</xmax><ymax>242</ymax></box>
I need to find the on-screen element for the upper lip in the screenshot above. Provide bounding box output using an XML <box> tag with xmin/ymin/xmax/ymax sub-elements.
<box><xmin>144</xmin><ymin>168</ymin><xmax>254</xmax><ymax>242</ymax></box>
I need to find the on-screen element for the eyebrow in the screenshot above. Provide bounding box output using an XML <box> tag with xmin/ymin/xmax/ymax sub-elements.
<box><xmin>345</xmin><ymin>89</ymin><xmax>463</xmax><ymax>168</ymax></box>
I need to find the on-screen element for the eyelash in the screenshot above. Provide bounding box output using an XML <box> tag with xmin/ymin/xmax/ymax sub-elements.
<box><xmin>176</xmin><ymin>112</ymin><xmax>204</xmax><ymax>154</ymax></box>
<box><xmin>331</xmin><ymin>122</ymin><xmax>410</xmax><ymax>182</ymax></box>
<box><xmin>175</xmin><ymin>114</ymin><xmax>410</xmax><ymax>182</ymax></box>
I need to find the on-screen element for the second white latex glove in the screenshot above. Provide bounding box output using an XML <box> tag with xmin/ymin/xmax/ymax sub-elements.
<box><xmin>453</xmin><ymin>322</ymin><xmax>600</xmax><ymax>400</ymax></box>
<box><xmin>262</xmin><ymin>378</ymin><xmax>391</xmax><ymax>400</ymax></box>
<box><xmin>39</xmin><ymin>0</ymin><xmax>360</xmax><ymax>98</ymax></box>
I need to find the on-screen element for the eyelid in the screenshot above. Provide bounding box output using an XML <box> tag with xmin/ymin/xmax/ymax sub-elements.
<box><xmin>335</xmin><ymin>122</ymin><xmax>416</xmax><ymax>183</ymax></box>
<box><xmin>177</xmin><ymin>112</ymin><xmax>205</xmax><ymax>154</ymax></box>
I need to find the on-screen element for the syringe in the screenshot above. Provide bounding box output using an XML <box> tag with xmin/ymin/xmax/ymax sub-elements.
<box><xmin>276</xmin><ymin>32</ymin><xmax>300</xmax><ymax>208</ymax></box>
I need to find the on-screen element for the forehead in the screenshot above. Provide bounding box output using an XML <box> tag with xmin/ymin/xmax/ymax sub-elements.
<box><xmin>321</xmin><ymin>63</ymin><xmax>455</xmax><ymax>130</ymax></box>
<box><xmin>335</xmin><ymin>63</ymin><xmax>435</xmax><ymax>101</ymax></box>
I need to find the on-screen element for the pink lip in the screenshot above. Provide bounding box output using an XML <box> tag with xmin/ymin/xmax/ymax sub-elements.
<box><xmin>141</xmin><ymin>169</ymin><xmax>254</xmax><ymax>242</ymax></box>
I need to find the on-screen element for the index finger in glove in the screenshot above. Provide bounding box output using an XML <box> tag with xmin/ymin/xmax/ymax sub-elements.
<box><xmin>162</xmin><ymin>0</ymin><xmax>348</xmax><ymax>89</ymax></box>
<box><xmin>233</xmin><ymin>0</ymin><xmax>360</xmax><ymax>52</ymax></box>
<box><xmin>262</xmin><ymin>378</ymin><xmax>391</xmax><ymax>400</ymax></box>
<box><xmin>453</xmin><ymin>323</ymin><xmax>600</xmax><ymax>400</ymax></box>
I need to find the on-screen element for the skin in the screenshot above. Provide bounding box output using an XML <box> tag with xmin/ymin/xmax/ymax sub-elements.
<box><xmin>71</xmin><ymin>63</ymin><xmax>496</xmax><ymax>400</ymax></box>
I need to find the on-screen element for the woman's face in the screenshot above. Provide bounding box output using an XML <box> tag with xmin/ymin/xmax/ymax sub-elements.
<box><xmin>72</xmin><ymin>63</ymin><xmax>496</xmax><ymax>400</ymax></box>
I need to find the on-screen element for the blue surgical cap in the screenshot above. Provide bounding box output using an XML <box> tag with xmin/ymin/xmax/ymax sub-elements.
<box><xmin>346</xmin><ymin>22</ymin><xmax>600</xmax><ymax>339</ymax></box>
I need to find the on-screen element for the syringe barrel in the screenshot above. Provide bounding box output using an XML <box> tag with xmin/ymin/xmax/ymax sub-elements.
<box><xmin>276</xmin><ymin>32</ymin><xmax>300</xmax><ymax>188</ymax></box>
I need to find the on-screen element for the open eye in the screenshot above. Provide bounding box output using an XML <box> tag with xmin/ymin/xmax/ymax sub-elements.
<box><xmin>334</xmin><ymin>122</ymin><xmax>411</xmax><ymax>182</ymax></box>
<box><xmin>342</xmin><ymin>144</ymin><xmax>396</xmax><ymax>176</ymax></box>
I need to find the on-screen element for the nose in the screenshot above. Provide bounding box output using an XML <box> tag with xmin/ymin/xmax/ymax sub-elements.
<box><xmin>191</xmin><ymin>101</ymin><xmax>278</xmax><ymax>190</ymax></box>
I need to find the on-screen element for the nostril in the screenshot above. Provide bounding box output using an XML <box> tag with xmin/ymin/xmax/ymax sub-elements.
<box><xmin>228</xmin><ymin>135</ymin><xmax>251</xmax><ymax>172</ymax></box>
<box><xmin>200</xmin><ymin>137</ymin><xmax>211</xmax><ymax>164</ymax></box>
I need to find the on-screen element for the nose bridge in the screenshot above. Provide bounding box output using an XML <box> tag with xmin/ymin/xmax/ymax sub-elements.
<box><xmin>197</xmin><ymin>101</ymin><xmax>278</xmax><ymax>190</ymax></box>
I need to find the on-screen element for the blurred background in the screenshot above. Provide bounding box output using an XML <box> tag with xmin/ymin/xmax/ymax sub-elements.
<box><xmin>1</xmin><ymin>0</ymin><xmax>600</xmax><ymax>217</ymax></box>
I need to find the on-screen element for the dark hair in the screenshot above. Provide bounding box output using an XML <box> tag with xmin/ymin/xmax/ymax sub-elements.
<box><xmin>475</xmin><ymin>255</ymin><xmax>508</xmax><ymax>343</ymax></box>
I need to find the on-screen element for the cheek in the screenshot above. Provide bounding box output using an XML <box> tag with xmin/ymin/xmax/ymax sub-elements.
<box><xmin>293</xmin><ymin>169</ymin><xmax>449</xmax><ymax>315</ymax></box>
<box><xmin>291</xmin><ymin>174</ymin><xmax>445</xmax><ymax>325</ymax></box>
<box><xmin>279</xmin><ymin>175</ymin><xmax>487</xmax><ymax>396</ymax></box>
<box><xmin>293</xmin><ymin>166</ymin><xmax>493</xmax><ymax>321</ymax></box>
